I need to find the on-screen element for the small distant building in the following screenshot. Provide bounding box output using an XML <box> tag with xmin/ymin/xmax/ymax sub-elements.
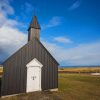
<box><xmin>1</xmin><ymin>16</ymin><xmax>59</xmax><ymax>96</ymax></box>
<box><xmin>91</xmin><ymin>73</ymin><xmax>100</xmax><ymax>76</ymax></box>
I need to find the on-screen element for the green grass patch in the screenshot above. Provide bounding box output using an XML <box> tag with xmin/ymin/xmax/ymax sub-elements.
<box><xmin>58</xmin><ymin>74</ymin><xmax>100</xmax><ymax>100</ymax></box>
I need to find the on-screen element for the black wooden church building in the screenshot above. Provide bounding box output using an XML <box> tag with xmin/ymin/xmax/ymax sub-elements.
<box><xmin>1</xmin><ymin>16</ymin><xmax>59</xmax><ymax>96</ymax></box>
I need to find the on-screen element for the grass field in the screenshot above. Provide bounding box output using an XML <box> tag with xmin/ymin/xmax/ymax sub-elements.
<box><xmin>1</xmin><ymin>73</ymin><xmax>100</xmax><ymax>100</ymax></box>
<box><xmin>58</xmin><ymin>73</ymin><xmax>100</xmax><ymax>100</ymax></box>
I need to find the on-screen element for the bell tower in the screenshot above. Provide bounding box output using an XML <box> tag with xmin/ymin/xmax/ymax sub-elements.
<box><xmin>28</xmin><ymin>16</ymin><xmax>41</xmax><ymax>41</ymax></box>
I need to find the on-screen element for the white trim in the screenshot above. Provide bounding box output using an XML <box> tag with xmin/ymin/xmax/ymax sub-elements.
<box><xmin>49</xmin><ymin>88</ymin><xmax>58</xmax><ymax>91</ymax></box>
<box><xmin>1</xmin><ymin>93</ymin><xmax>25</xmax><ymax>98</ymax></box>
<box><xmin>26</xmin><ymin>58</ymin><xmax>43</xmax><ymax>93</ymax></box>
<box><xmin>26</xmin><ymin>58</ymin><xmax>43</xmax><ymax>68</ymax></box>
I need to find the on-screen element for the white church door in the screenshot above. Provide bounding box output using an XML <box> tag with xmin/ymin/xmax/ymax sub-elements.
<box><xmin>26</xmin><ymin>58</ymin><xmax>43</xmax><ymax>93</ymax></box>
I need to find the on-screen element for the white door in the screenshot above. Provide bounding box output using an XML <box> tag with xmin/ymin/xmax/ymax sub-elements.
<box><xmin>27</xmin><ymin>66</ymin><xmax>40</xmax><ymax>92</ymax></box>
<box><xmin>26</xmin><ymin>58</ymin><xmax>43</xmax><ymax>93</ymax></box>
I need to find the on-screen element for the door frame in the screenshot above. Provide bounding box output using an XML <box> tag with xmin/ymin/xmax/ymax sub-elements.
<box><xmin>26</xmin><ymin>58</ymin><xmax>43</xmax><ymax>93</ymax></box>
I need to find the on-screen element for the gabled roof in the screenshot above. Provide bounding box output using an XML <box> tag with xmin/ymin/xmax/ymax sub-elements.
<box><xmin>3</xmin><ymin>38</ymin><xmax>59</xmax><ymax>65</ymax></box>
<box><xmin>28</xmin><ymin>16</ymin><xmax>41</xmax><ymax>30</ymax></box>
<box><xmin>36</xmin><ymin>38</ymin><xmax>59</xmax><ymax>65</ymax></box>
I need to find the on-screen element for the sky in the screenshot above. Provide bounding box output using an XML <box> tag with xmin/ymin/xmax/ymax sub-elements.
<box><xmin>0</xmin><ymin>0</ymin><xmax>100</xmax><ymax>66</ymax></box>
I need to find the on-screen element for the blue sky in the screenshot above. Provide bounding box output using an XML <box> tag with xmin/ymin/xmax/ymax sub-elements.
<box><xmin>0</xmin><ymin>0</ymin><xmax>100</xmax><ymax>66</ymax></box>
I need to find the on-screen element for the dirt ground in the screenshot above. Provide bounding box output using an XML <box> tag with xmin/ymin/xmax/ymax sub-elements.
<box><xmin>0</xmin><ymin>91</ymin><xmax>63</xmax><ymax>100</ymax></box>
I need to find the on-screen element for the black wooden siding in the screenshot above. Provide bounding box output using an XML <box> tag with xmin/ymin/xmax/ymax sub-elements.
<box><xmin>1</xmin><ymin>38</ymin><xmax>59</xmax><ymax>96</ymax></box>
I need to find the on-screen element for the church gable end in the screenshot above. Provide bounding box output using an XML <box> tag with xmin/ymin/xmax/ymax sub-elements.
<box><xmin>1</xmin><ymin>16</ymin><xmax>59</xmax><ymax>96</ymax></box>
<box><xmin>1</xmin><ymin>37</ymin><xmax>58</xmax><ymax>96</ymax></box>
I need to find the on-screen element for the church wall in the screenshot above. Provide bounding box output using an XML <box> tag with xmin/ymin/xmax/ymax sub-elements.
<box><xmin>1</xmin><ymin>38</ymin><xmax>59</xmax><ymax>96</ymax></box>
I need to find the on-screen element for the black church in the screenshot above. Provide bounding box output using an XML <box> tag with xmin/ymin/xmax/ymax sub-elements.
<box><xmin>1</xmin><ymin>16</ymin><xmax>59</xmax><ymax>96</ymax></box>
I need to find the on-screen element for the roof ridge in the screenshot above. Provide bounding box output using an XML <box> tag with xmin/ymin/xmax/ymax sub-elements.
<box><xmin>2</xmin><ymin>39</ymin><xmax>35</xmax><ymax>65</ymax></box>
<box><xmin>3</xmin><ymin>38</ymin><xmax>59</xmax><ymax>66</ymax></box>
<box><xmin>35</xmin><ymin>38</ymin><xmax>59</xmax><ymax>65</ymax></box>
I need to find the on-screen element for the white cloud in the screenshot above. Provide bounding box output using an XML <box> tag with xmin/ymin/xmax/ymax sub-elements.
<box><xmin>42</xmin><ymin>16</ymin><xmax>63</xmax><ymax>29</ymax></box>
<box><xmin>54</xmin><ymin>36</ymin><xmax>72</xmax><ymax>43</ymax></box>
<box><xmin>0</xmin><ymin>26</ymin><xmax>27</xmax><ymax>54</ymax></box>
<box><xmin>0</xmin><ymin>13</ymin><xmax>6</xmax><ymax>27</ymax></box>
<box><xmin>42</xmin><ymin>40</ymin><xmax>100</xmax><ymax>66</ymax></box>
<box><xmin>0</xmin><ymin>0</ymin><xmax>14</xmax><ymax>16</ymax></box>
<box><xmin>0</xmin><ymin>19</ymin><xmax>27</xmax><ymax>63</ymax></box>
<box><xmin>68</xmin><ymin>0</ymin><xmax>81</xmax><ymax>11</ymax></box>
<box><xmin>0</xmin><ymin>13</ymin><xmax>19</xmax><ymax>28</ymax></box>
<box><xmin>0</xmin><ymin>0</ymin><xmax>27</xmax><ymax>63</ymax></box>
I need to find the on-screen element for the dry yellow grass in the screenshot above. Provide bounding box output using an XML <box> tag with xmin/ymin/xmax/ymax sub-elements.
<box><xmin>59</xmin><ymin>67</ymin><xmax>100</xmax><ymax>73</ymax></box>
<box><xmin>0</xmin><ymin>66</ymin><xmax>3</xmax><ymax>76</ymax></box>
<box><xmin>0</xmin><ymin>67</ymin><xmax>3</xmax><ymax>73</ymax></box>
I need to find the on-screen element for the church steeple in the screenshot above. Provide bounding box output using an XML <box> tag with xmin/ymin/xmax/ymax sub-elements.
<box><xmin>28</xmin><ymin>16</ymin><xmax>41</xmax><ymax>41</ymax></box>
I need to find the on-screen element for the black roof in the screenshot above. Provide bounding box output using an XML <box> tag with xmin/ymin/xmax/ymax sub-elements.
<box><xmin>28</xmin><ymin>16</ymin><xmax>41</xmax><ymax>30</ymax></box>
<box><xmin>3</xmin><ymin>38</ymin><xmax>59</xmax><ymax>65</ymax></box>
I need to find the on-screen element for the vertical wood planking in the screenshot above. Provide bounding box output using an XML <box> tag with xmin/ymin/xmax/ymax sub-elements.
<box><xmin>1</xmin><ymin>38</ymin><xmax>59</xmax><ymax>96</ymax></box>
